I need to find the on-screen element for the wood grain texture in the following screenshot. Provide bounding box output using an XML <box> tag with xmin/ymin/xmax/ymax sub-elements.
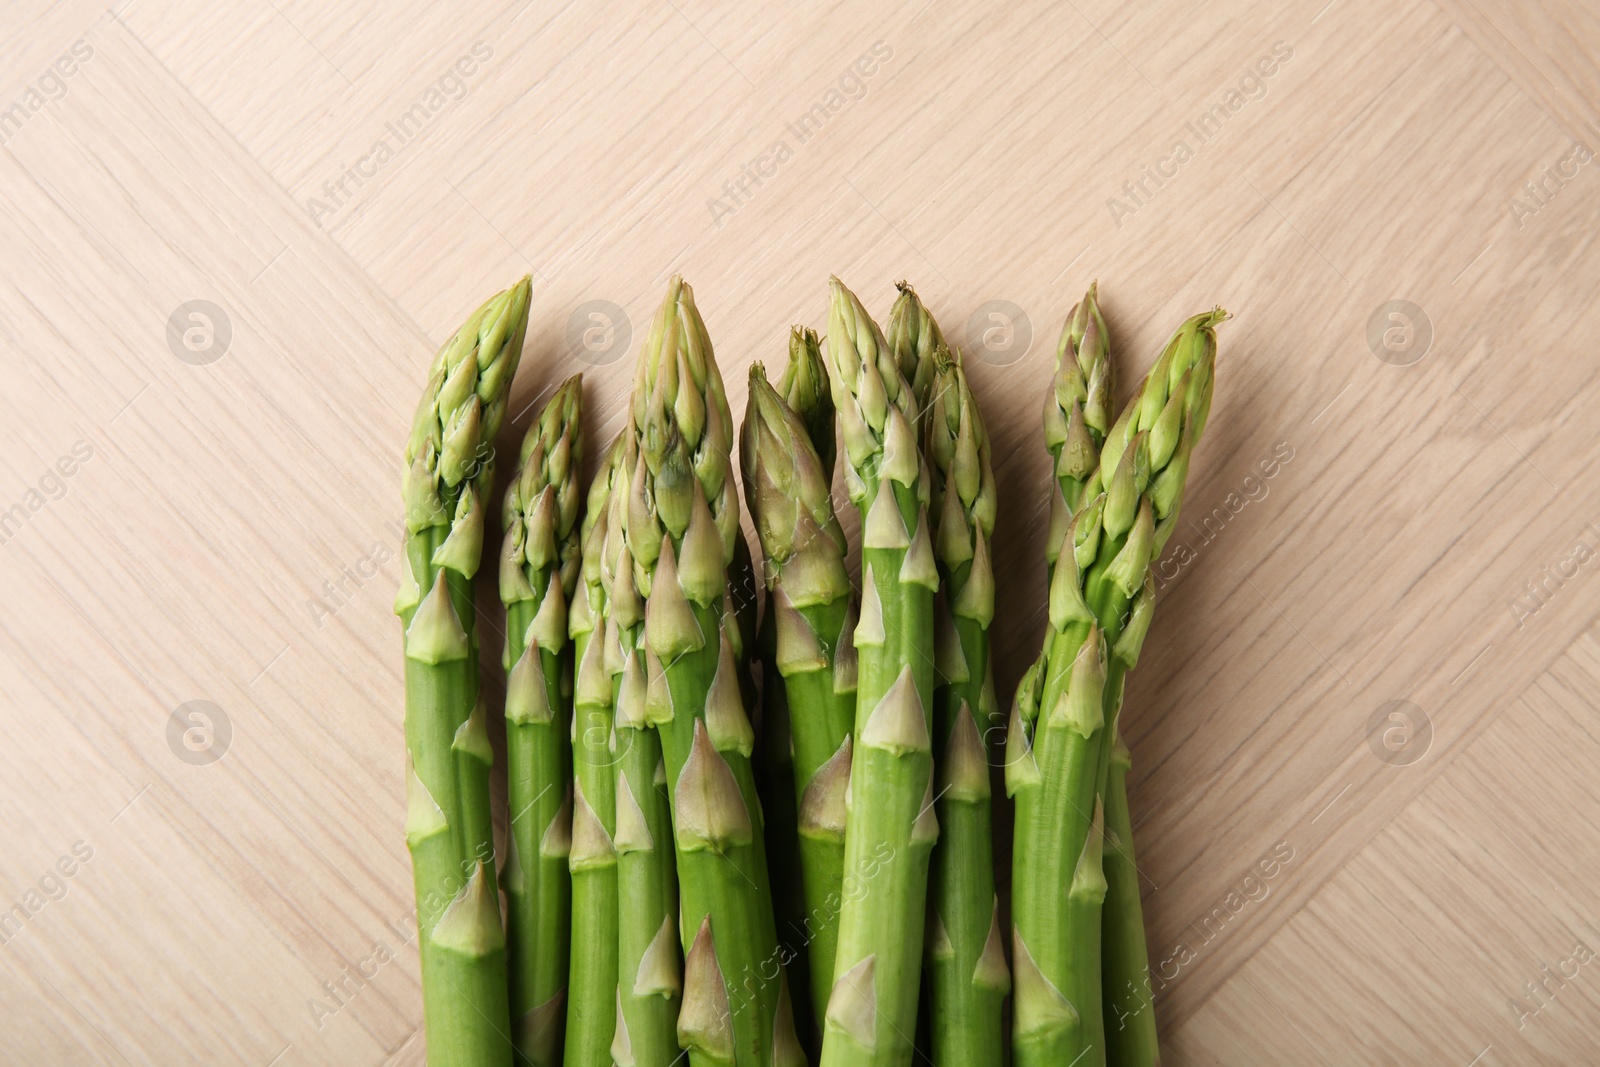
<box><xmin>0</xmin><ymin>0</ymin><xmax>1596</xmax><ymax>1063</ymax></box>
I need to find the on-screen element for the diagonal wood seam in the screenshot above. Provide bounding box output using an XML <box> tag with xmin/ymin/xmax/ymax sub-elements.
<box><xmin>1428</xmin><ymin>0</ymin><xmax>1600</xmax><ymax>146</ymax></box>
<box><xmin>1163</xmin><ymin>613</ymin><xmax>1600</xmax><ymax>1036</ymax></box>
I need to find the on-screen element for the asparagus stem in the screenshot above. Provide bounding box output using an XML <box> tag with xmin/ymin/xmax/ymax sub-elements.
<box><xmin>1004</xmin><ymin>286</ymin><xmax>1114</xmax><ymax>1067</ymax></box>
<box><xmin>1009</xmin><ymin>603</ymin><xmax>1108</xmax><ymax>1067</ymax></box>
<box><xmin>747</xmin><ymin>497</ymin><xmax>811</xmax><ymax>1050</ymax></box>
<box><xmin>770</xmin><ymin>332</ymin><xmax>851</xmax><ymax>1040</ymax></box>
<box><xmin>398</xmin><ymin>278</ymin><xmax>530</xmax><ymax>1067</ymax></box>
<box><xmin>994</xmin><ymin>285</ymin><xmax>1115</xmax><ymax>1067</ymax></box>
<box><xmin>1102</xmin><ymin>741</ymin><xmax>1157</xmax><ymax>1067</ymax></box>
<box><xmin>922</xmin><ymin>351</ymin><xmax>1008</xmax><ymax>1067</ymax></box>
<box><xmin>1098</xmin><ymin>311</ymin><xmax>1224</xmax><ymax>1067</ymax></box>
<box><xmin>499</xmin><ymin>376</ymin><xmax>583</xmax><ymax>1067</ymax></box>
<box><xmin>613</xmin><ymin>718</ymin><xmax>683</xmax><ymax>1065</ymax></box>
<box><xmin>566</xmin><ymin>438</ymin><xmax>626</xmax><ymax>1067</ymax></box>
<box><xmin>741</xmin><ymin>342</ymin><xmax>857</xmax><ymax>1043</ymax></box>
<box><xmin>627</xmin><ymin>277</ymin><xmax>803</xmax><ymax>1067</ymax></box>
<box><xmin>819</xmin><ymin>277</ymin><xmax>939</xmax><ymax>1067</ymax></box>
<box><xmin>604</xmin><ymin>428</ymin><xmax>686</xmax><ymax>1067</ymax></box>
<box><xmin>752</xmin><ymin>639</ymin><xmax>815</xmax><ymax>1052</ymax></box>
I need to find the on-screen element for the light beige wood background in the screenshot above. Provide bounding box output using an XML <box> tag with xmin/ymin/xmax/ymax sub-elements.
<box><xmin>2</xmin><ymin>0</ymin><xmax>1598</xmax><ymax>1063</ymax></box>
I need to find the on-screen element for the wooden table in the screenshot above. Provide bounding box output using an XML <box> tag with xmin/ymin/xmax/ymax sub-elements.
<box><xmin>4</xmin><ymin>0</ymin><xmax>1598</xmax><ymax>1062</ymax></box>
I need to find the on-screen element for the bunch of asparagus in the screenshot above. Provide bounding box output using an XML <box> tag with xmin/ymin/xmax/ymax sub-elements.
<box><xmin>396</xmin><ymin>273</ymin><xmax>1222</xmax><ymax>1067</ymax></box>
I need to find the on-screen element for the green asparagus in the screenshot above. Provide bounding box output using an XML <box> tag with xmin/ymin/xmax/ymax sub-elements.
<box><xmin>606</xmin><ymin>427</ymin><xmax>684</xmax><ymax>1067</ymax></box>
<box><xmin>500</xmin><ymin>375</ymin><xmax>583</xmax><ymax>1067</ymax></box>
<box><xmin>1099</xmin><ymin>310</ymin><xmax>1224</xmax><ymax>1067</ymax></box>
<box><xmin>819</xmin><ymin>277</ymin><xmax>939</xmax><ymax>1067</ymax></box>
<box><xmin>566</xmin><ymin>435</ymin><xmax>625</xmax><ymax>1067</ymax></box>
<box><xmin>885</xmin><ymin>281</ymin><xmax>942</xmax><ymax>412</ymax></box>
<box><xmin>1044</xmin><ymin>283</ymin><xmax>1114</xmax><ymax>579</ymax></box>
<box><xmin>1101</xmin><ymin>725</ymin><xmax>1156</xmax><ymax>1067</ymax></box>
<box><xmin>627</xmin><ymin>276</ymin><xmax>804</xmax><ymax>1067</ymax></box>
<box><xmin>741</xmin><ymin>339</ymin><xmax>857</xmax><ymax>1042</ymax></box>
<box><xmin>1003</xmin><ymin>283</ymin><xmax>1115</xmax><ymax>1067</ymax></box>
<box><xmin>779</xmin><ymin>326</ymin><xmax>837</xmax><ymax>477</ymax></box>
<box><xmin>748</xmin><ymin>339</ymin><xmax>820</xmax><ymax>1043</ymax></box>
<box><xmin>388</xmin><ymin>266</ymin><xmax>1226</xmax><ymax>1067</ymax></box>
<box><xmin>398</xmin><ymin>277</ymin><xmax>529</xmax><ymax>1067</ymax></box>
<box><xmin>923</xmin><ymin>352</ymin><xmax>1007</xmax><ymax>1067</ymax></box>
<box><xmin>753</xmin><ymin>621</ymin><xmax>814</xmax><ymax>1053</ymax></box>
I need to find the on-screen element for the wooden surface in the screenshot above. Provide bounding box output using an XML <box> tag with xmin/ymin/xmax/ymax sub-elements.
<box><xmin>3</xmin><ymin>0</ymin><xmax>1599</xmax><ymax>1063</ymax></box>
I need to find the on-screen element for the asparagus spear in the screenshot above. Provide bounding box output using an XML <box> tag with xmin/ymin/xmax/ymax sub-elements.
<box><xmin>627</xmin><ymin>276</ymin><xmax>804</xmax><ymax>1067</ymax></box>
<box><xmin>499</xmin><ymin>376</ymin><xmax>583</xmax><ymax>1067</ymax></box>
<box><xmin>1100</xmin><ymin>312</ymin><xmax>1223</xmax><ymax>1067</ymax></box>
<box><xmin>752</xmin><ymin>617</ymin><xmax>814</xmax><ymax>1052</ymax></box>
<box><xmin>747</xmin><ymin>338</ymin><xmax>820</xmax><ymax>1043</ymax></box>
<box><xmin>1017</xmin><ymin>283</ymin><xmax>1107</xmax><ymax>751</ymax></box>
<box><xmin>885</xmin><ymin>281</ymin><xmax>942</xmax><ymax>413</ymax></box>
<box><xmin>1002</xmin><ymin>287</ymin><xmax>1116</xmax><ymax>1067</ymax></box>
<box><xmin>566</xmin><ymin>436</ymin><xmax>626</xmax><ymax>1067</ymax></box>
<box><xmin>741</xmin><ymin>338</ymin><xmax>857</xmax><ymax>1041</ymax></box>
<box><xmin>923</xmin><ymin>352</ymin><xmax>1008</xmax><ymax>1067</ymax></box>
<box><xmin>398</xmin><ymin>277</ymin><xmax>530</xmax><ymax>1067</ymax></box>
<box><xmin>1009</xmin><ymin>308</ymin><xmax>1221</xmax><ymax>1067</ymax></box>
<box><xmin>1101</xmin><ymin>712</ymin><xmax>1156</xmax><ymax>1067</ymax></box>
<box><xmin>1044</xmin><ymin>284</ymin><xmax>1114</xmax><ymax>581</ymax></box>
<box><xmin>605</xmin><ymin>427</ymin><xmax>684</xmax><ymax>1067</ymax></box>
<box><xmin>778</xmin><ymin>326</ymin><xmax>837</xmax><ymax>478</ymax></box>
<box><xmin>819</xmin><ymin>277</ymin><xmax>939</xmax><ymax>1067</ymax></box>
<box><xmin>1001</xmin><ymin>285</ymin><xmax>1113</xmax><ymax>1067</ymax></box>
<box><xmin>1011</xmin><ymin>282</ymin><xmax>1114</xmax><ymax>841</ymax></box>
